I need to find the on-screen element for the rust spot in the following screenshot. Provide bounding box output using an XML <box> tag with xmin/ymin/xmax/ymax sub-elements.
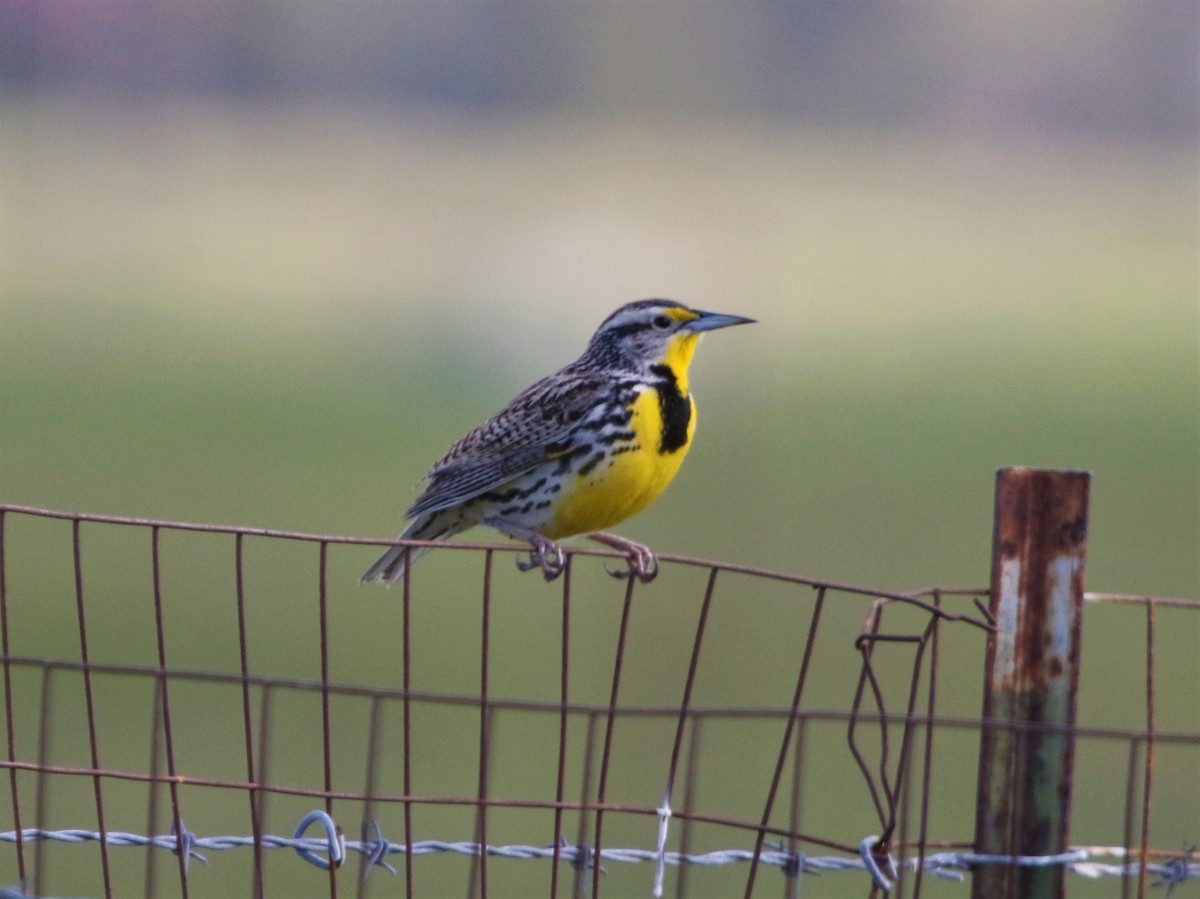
<box><xmin>1063</xmin><ymin>514</ymin><xmax>1087</xmax><ymax>546</ymax></box>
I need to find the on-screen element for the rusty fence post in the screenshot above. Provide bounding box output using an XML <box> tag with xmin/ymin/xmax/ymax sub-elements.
<box><xmin>972</xmin><ymin>467</ymin><xmax>1090</xmax><ymax>899</ymax></box>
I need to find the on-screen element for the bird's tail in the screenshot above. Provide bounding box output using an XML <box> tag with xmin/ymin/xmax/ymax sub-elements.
<box><xmin>361</xmin><ymin>511</ymin><xmax>467</xmax><ymax>586</ymax></box>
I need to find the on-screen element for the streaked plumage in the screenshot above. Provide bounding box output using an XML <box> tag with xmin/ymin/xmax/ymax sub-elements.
<box><xmin>363</xmin><ymin>299</ymin><xmax>754</xmax><ymax>584</ymax></box>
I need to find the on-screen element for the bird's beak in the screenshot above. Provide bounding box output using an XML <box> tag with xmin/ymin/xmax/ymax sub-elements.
<box><xmin>683</xmin><ymin>310</ymin><xmax>757</xmax><ymax>333</ymax></box>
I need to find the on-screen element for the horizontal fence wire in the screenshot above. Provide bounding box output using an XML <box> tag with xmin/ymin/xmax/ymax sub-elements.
<box><xmin>0</xmin><ymin>504</ymin><xmax>1196</xmax><ymax>899</ymax></box>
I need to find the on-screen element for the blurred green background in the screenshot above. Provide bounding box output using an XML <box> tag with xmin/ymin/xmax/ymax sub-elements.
<box><xmin>1</xmin><ymin>2</ymin><xmax>1197</xmax><ymax>897</ymax></box>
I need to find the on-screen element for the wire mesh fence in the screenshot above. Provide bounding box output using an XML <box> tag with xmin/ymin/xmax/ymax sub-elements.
<box><xmin>0</xmin><ymin>501</ymin><xmax>1196</xmax><ymax>898</ymax></box>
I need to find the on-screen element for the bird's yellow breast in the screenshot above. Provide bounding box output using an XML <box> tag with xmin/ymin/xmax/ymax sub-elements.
<box><xmin>544</xmin><ymin>387</ymin><xmax>697</xmax><ymax>539</ymax></box>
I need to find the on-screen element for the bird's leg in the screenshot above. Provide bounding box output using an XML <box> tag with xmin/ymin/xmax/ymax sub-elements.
<box><xmin>588</xmin><ymin>533</ymin><xmax>659</xmax><ymax>583</ymax></box>
<box><xmin>483</xmin><ymin>517</ymin><xmax>567</xmax><ymax>581</ymax></box>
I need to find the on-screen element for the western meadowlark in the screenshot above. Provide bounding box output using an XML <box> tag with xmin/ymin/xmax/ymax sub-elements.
<box><xmin>362</xmin><ymin>299</ymin><xmax>754</xmax><ymax>584</ymax></box>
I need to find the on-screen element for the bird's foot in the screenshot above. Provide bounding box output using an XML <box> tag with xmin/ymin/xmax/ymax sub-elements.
<box><xmin>483</xmin><ymin>516</ymin><xmax>568</xmax><ymax>582</ymax></box>
<box><xmin>515</xmin><ymin>534</ymin><xmax>567</xmax><ymax>582</ymax></box>
<box><xmin>588</xmin><ymin>533</ymin><xmax>659</xmax><ymax>583</ymax></box>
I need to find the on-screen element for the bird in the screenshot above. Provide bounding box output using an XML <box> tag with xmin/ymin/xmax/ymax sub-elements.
<box><xmin>362</xmin><ymin>299</ymin><xmax>754</xmax><ymax>585</ymax></box>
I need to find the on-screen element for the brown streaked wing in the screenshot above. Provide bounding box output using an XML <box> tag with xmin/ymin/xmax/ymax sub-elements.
<box><xmin>403</xmin><ymin>372</ymin><xmax>613</xmax><ymax>519</ymax></box>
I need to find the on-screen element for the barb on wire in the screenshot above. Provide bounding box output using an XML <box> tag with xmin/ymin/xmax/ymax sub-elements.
<box><xmin>171</xmin><ymin>820</ymin><xmax>206</xmax><ymax>870</ymax></box>
<box><xmin>1152</xmin><ymin>844</ymin><xmax>1197</xmax><ymax>897</ymax></box>
<box><xmin>859</xmin><ymin>835</ymin><xmax>897</xmax><ymax>890</ymax></box>
<box><xmin>765</xmin><ymin>841</ymin><xmax>812</xmax><ymax>879</ymax></box>
<box><xmin>359</xmin><ymin>819</ymin><xmax>396</xmax><ymax>876</ymax></box>
<box><xmin>560</xmin><ymin>837</ymin><xmax>601</xmax><ymax>875</ymax></box>
<box><xmin>292</xmin><ymin>810</ymin><xmax>344</xmax><ymax>872</ymax></box>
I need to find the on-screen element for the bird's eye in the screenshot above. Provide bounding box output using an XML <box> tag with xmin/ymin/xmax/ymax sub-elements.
<box><xmin>652</xmin><ymin>315</ymin><xmax>672</xmax><ymax>330</ymax></box>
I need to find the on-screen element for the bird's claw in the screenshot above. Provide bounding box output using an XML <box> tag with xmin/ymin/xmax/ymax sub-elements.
<box><xmin>516</xmin><ymin>538</ymin><xmax>567</xmax><ymax>581</ymax></box>
<box><xmin>604</xmin><ymin>545</ymin><xmax>659</xmax><ymax>583</ymax></box>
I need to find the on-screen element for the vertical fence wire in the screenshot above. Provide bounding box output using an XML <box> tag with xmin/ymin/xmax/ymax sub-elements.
<box><xmin>590</xmin><ymin>574</ymin><xmax>639</xmax><ymax>898</ymax></box>
<box><xmin>254</xmin><ymin>683</ymin><xmax>274</xmax><ymax>893</ymax></box>
<box><xmin>317</xmin><ymin>541</ymin><xmax>338</xmax><ymax>899</ymax></box>
<box><xmin>1138</xmin><ymin>599</ymin><xmax>1156</xmax><ymax>899</ymax></box>
<box><xmin>0</xmin><ymin>511</ymin><xmax>24</xmax><ymax>883</ymax></box>
<box><xmin>32</xmin><ymin>666</ymin><xmax>54</xmax><ymax>895</ymax></box>
<box><xmin>150</xmin><ymin>526</ymin><xmax>190</xmax><ymax>896</ymax></box>
<box><xmin>663</xmin><ymin>567</ymin><xmax>718</xmax><ymax>809</ymax></box>
<box><xmin>549</xmin><ymin>557</ymin><xmax>572</xmax><ymax>899</ymax></box>
<box><xmin>675</xmin><ymin>714</ymin><xmax>704</xmax><ymax>899</ymax></box>
<box><xmin>470</xmin><ymin>549</ymin><xmax>494</xmax><ymax>899</ymax></box>
<box><xmin>71</xmin><ymin>520</ymin><xmax>113</xmax><ymax>898</ymax></box>
<box><xmin>233</xmin><ymin>531</ymin><xmax>265</xmax><ymax>897</ymax></box>
<box><xmin>357</xmin><ymin>694</ymin><xmax>385</xmax><ymax>898</ymax></box>
<box><xmin>143</xmin><ymin>676</ymin><xmax>162</xmax><ymax>897</ymax></box>
<box><xmin>910</xmin><ymin>590</ymin><xmax>941</xmax><ymax>898</ymax></box>
<box><xmin>786</xmin><ymin>716</ymin><xmax>807</xmax><ymax>899</ymax></box>
<box><xmin>664</xmin><ymin>566</ymin><xmax>719</xmax><ymax>899</ymax></box>
<box><xmin>400</xmin><ymin>548</ymin><xmax>415</xmax><ymax>899</ymax></box>
<box><xmin>572</xmin><ymin>711</ymin><xmax>599</xmax><ymax>899</ymax></box>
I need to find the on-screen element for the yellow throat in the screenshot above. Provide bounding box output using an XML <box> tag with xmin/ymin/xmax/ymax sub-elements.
<box><xmin>545</xmin><ymin>331</ymin><xmax>703</xmax><ymax>539</ymax></box>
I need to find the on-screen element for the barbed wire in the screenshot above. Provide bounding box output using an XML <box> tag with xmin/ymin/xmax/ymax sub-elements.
<box><xmin>1</xmin><ymin>812</ymin><xmax>1196</xmax><ymax>895</ymax></box>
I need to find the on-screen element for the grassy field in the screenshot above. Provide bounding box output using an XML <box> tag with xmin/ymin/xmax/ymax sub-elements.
<box><xmin>1</xmin><ymin>97</ymin><xmax>1197</xmax><ymax>896</ymax></box>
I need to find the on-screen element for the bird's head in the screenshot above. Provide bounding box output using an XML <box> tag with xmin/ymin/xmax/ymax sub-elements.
<box><xmin>581</xmin><ymin>299</ymin><xmax>755</xmax><ymax>381</ymax></box>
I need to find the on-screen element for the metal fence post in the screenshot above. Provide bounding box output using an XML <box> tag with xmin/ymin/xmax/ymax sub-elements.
<box><xmin>972</xmin><ymin>467</ymin><xmax>1090</xmax><ymax>899</ymax></box>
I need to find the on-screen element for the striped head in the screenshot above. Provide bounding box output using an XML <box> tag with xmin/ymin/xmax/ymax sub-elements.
<box><xmin>579</xmin><ymin>299</ymin><xmax>755</xmax><ymax>379</ymax></box>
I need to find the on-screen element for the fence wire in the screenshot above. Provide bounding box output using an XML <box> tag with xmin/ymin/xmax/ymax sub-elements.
<box><xmin>2</xmin><ymin>818</ymin><xmax>1197</xmax><ymax>894</ymax></box>
<box><xmin>0</xmin><ymin>504</ymin><xmax>1196</xmax><ymax>898</ymax></box>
